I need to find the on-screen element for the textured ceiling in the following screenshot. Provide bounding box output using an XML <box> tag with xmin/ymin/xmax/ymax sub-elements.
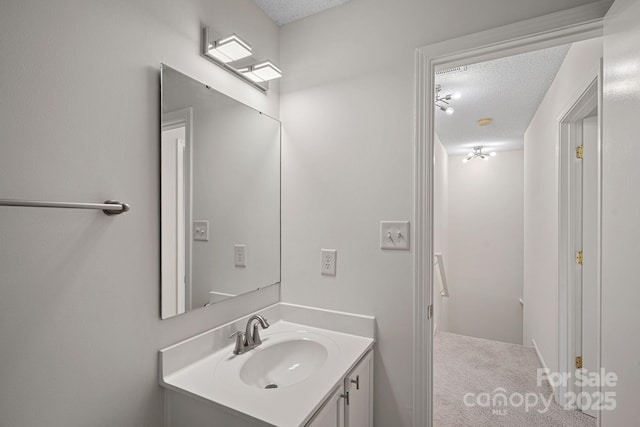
<box><xmin>252</xmin><ymin>0</ymin><xmax>351</xmax><ymax>26</ymax></box>
<box><xmin>435</xmin><ymin>45</ymin><xmax>571</xmax><ymax>156</ymax></box>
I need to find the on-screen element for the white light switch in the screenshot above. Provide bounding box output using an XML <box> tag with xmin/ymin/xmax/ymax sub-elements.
<box><xmin>234</xmin><ymin>244</ymin><xmax>247</xmax><ymax>267</ymax></box>
<box><xmin>193</xmin><ymin>220</ymin><xmax>209</xmax><ymax>241</ymax></box>
<box><xmin>321</xmin><ymin>249</ymin><xmax>337</xmax><ymax>276</ymax></box>
<box><xmin>380</xmin><ymin>221</ymin><xmax>410</xmax><ymax>250</ymax></box>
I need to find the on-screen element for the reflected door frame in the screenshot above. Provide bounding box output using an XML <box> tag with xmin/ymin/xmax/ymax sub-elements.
<box><xmin>162</xmin><ymin>107</ymin><xmax>193</xmax><ymax>317</ymax></box>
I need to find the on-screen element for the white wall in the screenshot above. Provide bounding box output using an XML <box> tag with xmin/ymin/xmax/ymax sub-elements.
<box><xmin>0</xmin><ymin>1</ymin><xmax>280</xmax><ymax>426</ymax></box>
<box><xmin>279</xmin><ymin>0</ymin><xmax>600</xmax><ymax>425</ymax></box>
<box><xmin>523</xmin><ymin>38</ymin><xmax>602</xmax><ymax>375</ymax></box>
<box><xmin>433</xmin><ymin>135</ymin><xmax>449</xmax><ymax>333</ymax></box>
<box><xmin>446</xmin><ymin>150</ymin><xmax>524</xmax><ymax>344</ymax></box>
<box><xmin>601</xmin><ymin>0</ymin><xmax>640</xmax><ymax>424</ymax></box>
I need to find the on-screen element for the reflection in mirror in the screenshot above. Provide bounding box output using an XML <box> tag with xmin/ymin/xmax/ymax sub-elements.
<box><xmin>160</xmin><ymin>65</ymin><xmax>280</xmax><ymax>319</ymax></box>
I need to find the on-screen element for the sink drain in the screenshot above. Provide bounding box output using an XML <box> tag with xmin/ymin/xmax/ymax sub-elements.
<box><xmin>265</xmin><ymin>383</ymin><xmax>278</xmax><ymax>389</ymax></box>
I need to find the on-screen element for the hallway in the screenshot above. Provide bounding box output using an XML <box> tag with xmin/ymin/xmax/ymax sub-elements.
<box><xmin>434</xmin><ymin>331</ymin><xmax>596</xmax><ymax>426</ymax></box>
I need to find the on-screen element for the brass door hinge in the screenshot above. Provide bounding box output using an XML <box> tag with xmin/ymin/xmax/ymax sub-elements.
<box><xmin>577</xmin><ymin>251</ymin><xmax>583</xmax><ymax>265</ymax></box>
<box><xmin>576</xmin><ymin>356</ymin><xmax>583</xmax><ymax>369</ymax></box>
<box><xmin>577</xmin><ymin>145</ymin><xmax>584</xmax><ymax>159</ymax></box>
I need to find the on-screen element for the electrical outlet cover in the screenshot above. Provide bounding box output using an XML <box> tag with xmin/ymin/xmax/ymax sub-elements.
<box><xmin>321</xmin><ymin>249</ymin><xmax>337</xmax><ymax>276</ymax></box>
<box><xmin>234</xmin><ymin>244</ymin><xmax>247</xmax><ymax>267</ymax></box>
<box><xmin>380</xmin><ymin>221</ymin><xmax>410</xmax><ymax>250</ymax></box>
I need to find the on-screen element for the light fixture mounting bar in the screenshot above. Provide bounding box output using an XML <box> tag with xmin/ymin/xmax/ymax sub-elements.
<box><xmin>201</xmin><ymin>27</ymin><xmax>269</xmax><ymax>93</ymax></box>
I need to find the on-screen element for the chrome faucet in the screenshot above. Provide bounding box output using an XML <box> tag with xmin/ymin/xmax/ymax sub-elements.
<box><xmin>229</xmin><ymin>314</ymin><xmax>270</xmax><ymax>355</ymax></box>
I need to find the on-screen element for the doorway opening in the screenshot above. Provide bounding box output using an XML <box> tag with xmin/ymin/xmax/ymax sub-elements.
<box><xmin>430</xmin><ymin>40</ymin><xmax>602</xmax><ymax>427</ymax></box>
<box><xmin>413</xmin><ymin>2</ymin><xmax>610</xmax><ymax>426</ymax></box>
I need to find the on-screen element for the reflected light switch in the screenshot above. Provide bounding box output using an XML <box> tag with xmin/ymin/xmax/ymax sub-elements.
<box><xmin>193</xmin><ymin>220</ymin><xmax>209</xmax><ymax>241</ymax></box>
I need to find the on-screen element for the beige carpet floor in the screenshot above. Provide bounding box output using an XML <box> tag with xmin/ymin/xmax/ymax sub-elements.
<box><xmin>434</xmin><ymin>331</ymin><xmax>596</xmax><ymax>427</ymax></box>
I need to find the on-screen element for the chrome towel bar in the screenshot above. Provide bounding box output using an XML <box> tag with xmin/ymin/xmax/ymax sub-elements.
<box><xmin>0</xmin><ymin>199</ymin><xmax>130</xmax><ymax>216</ymax></box>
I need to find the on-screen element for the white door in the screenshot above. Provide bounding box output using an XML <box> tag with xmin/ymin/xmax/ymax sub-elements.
<box><xmin>601</xmin><ymin>0</ymin><xmax>640</xmax><ymax>425</ymax></box>
<box><xmin>578</xmin><ymin>115</ymin><xmax>598</xmax><ymax>417</ymax></box>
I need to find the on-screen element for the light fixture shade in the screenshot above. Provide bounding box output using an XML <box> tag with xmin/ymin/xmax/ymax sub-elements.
<box><xmin>207</xmin><ymin>34</ymin><xmax>252</xmax><ymax>63</ymax></box>
<box><xmin>445</xmin><ymin>107</ymin><xmax>454</xmax><ymax>115</ymax></box>
<box><xmin>239</xmin><ymin>60</ymin><xmax>282</xmax><ymax>82</ymax></box>
<box><xmin>251</xmin><ymin>61</ymin><xmax>282</xmax><ymax>81</ymax></box>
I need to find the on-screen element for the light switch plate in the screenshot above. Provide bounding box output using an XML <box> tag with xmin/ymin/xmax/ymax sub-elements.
<box><xmin>193</xmin><ymin>220</ymin><xmax>209</xmax><ymax>241</ymax></box>
<box><xmin>321</xmin><ymin>249</ymin><xmax>337</xmax><ymax>276</ymax></box>
<box><xmin>234</xmin><ymin>244</ymin><xmax>247</xmax><ymax>267</ymax></box>
<box><xmin>380</xmin><ymin>221</ymin><xmax>410</xmax><ymax>250</ymax></box>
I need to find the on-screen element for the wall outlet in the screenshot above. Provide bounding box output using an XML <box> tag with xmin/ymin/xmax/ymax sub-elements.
<box><xmin>380</xmin><ymin>221</ymin><xmax>410</xmax><ymax>250</ymax></box>
<box><xmin>234</xmin><ymin>244</ymin><xmax>247</xmax><ymax>267</ymax></box>
<box><xmin>193</xmin><ymin>220</ymin><xmax>209</xmax><ymax>241</ymax></box>
<box><xmin>321</xmin><ymin>249</ymin><xmax>337</xmax><ymax>276</ymax></box>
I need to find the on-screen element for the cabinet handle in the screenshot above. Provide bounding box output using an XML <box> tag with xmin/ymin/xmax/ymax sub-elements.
<box><xmin>340</xmin><ymin>391</ymin><xmax>350</xmax><ymax>405</ymax></box>
<box><xmin>350</xmin><ymin>375</ymin><xmax>360</xmax><ymax>390</ymax></box>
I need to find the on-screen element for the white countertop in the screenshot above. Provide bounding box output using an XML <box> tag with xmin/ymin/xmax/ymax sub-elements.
<box><xmin>161</xmin><ymin>320</ymin><xmax>374</xmax><ymax>427</ymax></box>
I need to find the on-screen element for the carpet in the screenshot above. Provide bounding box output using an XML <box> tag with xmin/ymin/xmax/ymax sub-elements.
<box><xmin>433</xmin><ymin>331</ymin><xmax>596</xmax><ymax>427</ymax></box>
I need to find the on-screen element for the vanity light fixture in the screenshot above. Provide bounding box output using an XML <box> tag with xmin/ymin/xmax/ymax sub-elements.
<box><xmin>462</xmin><ymin>146</ymin><xmax>497</xmax><ymax>163</ymax></box>
<box><xmin>435</xmin><ymin>84</ymin><xmax>461</xmax><ymax>115</ymax></box>
<box><xmin>205</xmin><ymin>34</ymin><xmax>252</xmax><ymax>63</ymax></box>
<box><xmin>238</xmin><ymin>61</ymin><xmax>282</xmax><ymax>83</ymax></box>
<box><xmin>201</xmin><ymin>26</ymin><xmax>282</xmax><ymax>92</ymax></box>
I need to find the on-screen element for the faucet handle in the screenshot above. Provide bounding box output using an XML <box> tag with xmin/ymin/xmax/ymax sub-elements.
<box><xmin>229</xmin><ymin>331</ymin><xmax>245</xmax><ymax>355</ymax></box>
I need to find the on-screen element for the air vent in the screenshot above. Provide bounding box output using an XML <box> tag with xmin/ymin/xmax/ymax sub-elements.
<box><xmin>436</xmin><ymin>66</ymin><xmax>468</xmax><ymax>75</ymax></box>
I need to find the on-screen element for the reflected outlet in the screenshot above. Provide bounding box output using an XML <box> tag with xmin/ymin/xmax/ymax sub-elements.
<box><xmin>234</xmin><ymin>244</ymin><xmax>247</xmax><ymax>267</ymax></box>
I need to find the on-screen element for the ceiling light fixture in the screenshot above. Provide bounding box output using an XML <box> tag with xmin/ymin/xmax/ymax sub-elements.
<box><xmin>462</xmin><ymin>146</ymin><xmax>497</xmax><ymax>163</ymax></box>
<box><xmin>206</xmin><ymin>34</ymin><xmax>252</xmax><ymax>63</ymax></box>
<box><xmin>435</xmin><ymin>84</ymin><xmax>461</xmax><ymax>115</ymax></box>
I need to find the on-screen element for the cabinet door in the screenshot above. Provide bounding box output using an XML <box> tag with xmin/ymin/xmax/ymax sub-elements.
<box><xmin>345</xmin><ymin>350</ymin><xmax>373</xmax><ymax>427</ymax></box>
<box><xmin>306</xmin><ymin>386</ymin><xmax>345</xmax><ymax>427</ymax></box>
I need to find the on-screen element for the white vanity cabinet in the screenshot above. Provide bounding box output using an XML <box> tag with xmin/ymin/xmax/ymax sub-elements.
<box><xmin>159</xmin><ymin>308</ymin><xmax>375</xmax><ymax>427</ymax></box>
<box><xmin>306</xmin><ymin>386</ymin><xmax>345</xmax><ymax>427</ymax></box>
<box><xmin>344</xmin><ymin>350</ymin><xmax>373</xmax><ymax>427</ymax></box>
<box><xmin>307</xmin><ymin>350</ymin><xmax>374</xmax><ymax>427</ymax></box>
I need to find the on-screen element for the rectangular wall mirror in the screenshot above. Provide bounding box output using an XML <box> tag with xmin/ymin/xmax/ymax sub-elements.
<box><xmin>160</xmin><ymin>64</ymin><xmax>280</xmax><ymax>319</ymax></box>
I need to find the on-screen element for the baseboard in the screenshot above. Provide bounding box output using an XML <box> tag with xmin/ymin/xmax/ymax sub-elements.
<box><xmin>531</xmin><ymin>339</ymin><xmax>559</xmax><ymax>404</ymax></box>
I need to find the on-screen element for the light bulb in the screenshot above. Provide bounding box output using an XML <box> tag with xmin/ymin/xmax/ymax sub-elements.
<box><xmin>462</xmin><ymin>158</ymin><xmax>468</xmax><ymax>163</ymax></box>
<box><xmin>468</xmin><ymin>152</ymin><xmax>474</xmax><ymax>157</ymax></box>
<box><xmin>489</xmin><ymin>151</ymin><xmax>497</xmax><ymax>156</ymax></box>
<box><xmin>483</xmin><ymin>156</ymin><xmax>489</xmax><ymax>161</ymax></box>
<box><xmin>451</xmin><ymin>92</ymin><xmax>462</xmax><ymax>100</ymax></box>
<box><xmin>445</xmin><ymin>107</ymin><xmax>454</xmax><ymax>115</ymax></box>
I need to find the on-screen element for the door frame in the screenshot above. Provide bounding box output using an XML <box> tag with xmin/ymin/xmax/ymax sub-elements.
<box><xmin>412</xmin><ymin>2</ymin><xmax>611</xmax><ymax>426</ymax></box>
<box><xmin>557</xmin><ymin>63</ymin><xmax>602</xmax><ymax>416</ymax></box>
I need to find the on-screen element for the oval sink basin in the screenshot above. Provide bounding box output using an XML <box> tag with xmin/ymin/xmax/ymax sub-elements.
<box><xmin>239</xmin><ymin>338</ymin><xmax>328</xmax><ymax>389</ymax></box>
